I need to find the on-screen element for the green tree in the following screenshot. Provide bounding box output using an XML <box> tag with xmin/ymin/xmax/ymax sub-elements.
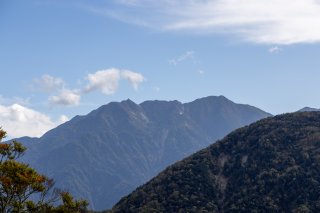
<box><xmin>0</xmin><ymin>128</ymin><xmax>88</xmax><ymax>213</ymax></box>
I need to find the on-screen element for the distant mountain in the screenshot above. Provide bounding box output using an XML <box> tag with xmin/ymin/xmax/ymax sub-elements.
<box><xmin>298</xmin><ymin>107</ymin><xmax>320</xmax><ymax>112</ymax></box>
<box><xmin>15</xmin><ymin>96</ymin><xmax>271</xmax><ymax>210</ymax></box>
<box><xmin>112</xmin><ymin>112</ymin><xmax>320</xmax><ymax>212</ymax></box>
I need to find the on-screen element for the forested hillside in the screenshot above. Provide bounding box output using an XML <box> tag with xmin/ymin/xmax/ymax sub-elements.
<box><xmin>112</xmin><ymin>112</ymin><xmax>320</xmax><ymax>212</ymax></box>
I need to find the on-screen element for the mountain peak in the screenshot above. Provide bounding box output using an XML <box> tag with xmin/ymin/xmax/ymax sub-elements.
<box><xmin>93</xmin><ymin>99</ymin><xmax>139</xmax><ymax>115</ymax></box>
<box><xmin>189</xmin><ymin>95</ymin><xmax>231</xmax><ymax>103</ymax></box>
<box><xmin>120</xmin><ymin>98</ymin><xmax>135</xmax><ymax>104</ymax></box>
<box><xmin>17</xmin><ymin>96</ymin><xmax>270</xmax><ymax>210</ymax></box>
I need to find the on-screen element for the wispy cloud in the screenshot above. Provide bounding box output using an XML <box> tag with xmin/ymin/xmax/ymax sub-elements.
<box><xmin>90</xmin><ymin>0</ymin><xmax>320</xmax><ymax>44</ymax></box>
<box><xmin>168</xmin><ymin>51</ymin><xmax>195</xmax><ymax>65</ymax></box>
<box><xmin>32</xmin><ymin>74</ymin><xmax>65</xmax><ymax>93</ymax></box>
<box><xmin>58</xmin><ymin>115</ymin><xmax>69</xmax><ymax>123</ymax></box>
<box><xmin>197</xmin><ymin>70</ymin><xmax>205</xmax><ymax>75</ymax></box>
<box><xmin>268</xmin><ymin>46</ymin><xmax>282</xmax><ymax>53</ymax></box>
<box><xmin>48</xmin><ymin>89</ymin><xmax>81</xmax><ymax>106</ymax></box>
<box><xmin>121</xmin><ymin>70</ymin><xmax>145</xmax><ymax>90</ymax></box>
<box><xmin>31</xmin><ymin>69</ymin><xmax>146</xmax><ymax>107</ymax></box>
<box><xmin>0</xmin><ymin>95</ymin><xmax>31</xmax><ymax>106</ymax></box>
<box><xmin>32</xmin><ymin>74</ymin><xmax>81</xmax><ymax>106</ymax></box>
<box><xmin>0</xmin><ymin>104</ymin><xmax>67</xmax><ymax>138</ymax></box>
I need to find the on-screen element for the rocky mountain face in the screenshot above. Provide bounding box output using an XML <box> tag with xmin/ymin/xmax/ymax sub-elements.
<box><xmin>112</xmin><ymin>112</ymin><xmax>320</xmax><ymax>213</ymax></box>
<box><xmin>16</xmin><ymin>96</ymin><xmax>270</xmax><ymax>210</ymax></box>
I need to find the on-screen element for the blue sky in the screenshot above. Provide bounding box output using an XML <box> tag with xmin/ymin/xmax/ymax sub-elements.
<box><xmin>1</xmin><ymin>0</ymin><xmax>320</xmax><ymax>138</ymax></box>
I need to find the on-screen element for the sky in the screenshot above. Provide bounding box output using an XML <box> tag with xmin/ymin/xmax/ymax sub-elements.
<box><xmin>1</xmin><ymin>0</ymin><xmax>320</xmax><ymax>138</ymax></box>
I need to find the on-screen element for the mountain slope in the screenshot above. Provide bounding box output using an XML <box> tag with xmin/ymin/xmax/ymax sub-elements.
<box><xmin>16</xmin><ymin>96</ymin><xmax>270</xmax><ymax>210</ymax></box>
<box><xmin>112</xmin><ymin>112</ymin><xmax>320</xmax><ymax>212</ymax></box>
<box><xmin>298</xmin><ymin>107</ymin><xmax>320</xmax><ymax>112</ymax></box>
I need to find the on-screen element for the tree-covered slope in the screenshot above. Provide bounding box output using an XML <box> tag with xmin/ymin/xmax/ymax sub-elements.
<box><xmin>112</xmin><ymin>112</ymin><xmax>320</xmax><ymax>213</ymax></box>
<box><xmin>15</xmin><ymin>96</ymin><xmax>270</xmax><ymax>210</ymax></box>
<box><xmin>298</xmin><ymin>107</ymin><xmax>320</xmax><ymax>112</ymax></box>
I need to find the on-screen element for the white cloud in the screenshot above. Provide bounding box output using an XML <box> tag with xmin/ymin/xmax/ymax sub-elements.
<box><xmin>32</xmin><ymin>74</ymin><xmax>81</xmax><ymax>107</ymax></box>
<box><xmin>33</xmin><ymin>74</ymin><xmax>64</xmax><ymax>92</ymax></box>
<box><xmin>48</xmin><ymin>89</ymin><xmax>81</xmax><ymax>106</ymax></box>
<box><xmin>197</xmin><ymin>70</ymin><xmax>205</xmax><ymax>75</ymax></box>
<box><xmin>58</xmin><ymin>115</ymin><xmax>69</xmax><ymax>123</ymax></box>
<box><xmin>84</xmin><ymin>69</ymin><xmax>121</xmax><ymax>95</ymax></box>
<box><xmin>97</xmin><ymin>0</ymin><xmax>320</xmax><ymax>44</ymax></box>
<box><xmin>84</xmin><ymin>68</ymin><xmax>145</xmax><ymax>94</ymax></box>
<box><xmin>121</xmin><ymin>70</ymin><xmax>145</xmax><ymax>90</ymax></box>
<box><xmin>0</xmin><ymin>95</ymin><xmax>31</xmax><ymax>106</ymax></box>
<box><xmin>0</xmin><ymin>104</ymin><xmax>66</xmax><ymax>138</ymax></box>
<box><xmin>168</xmin><ymin>51</ymin><xmax>195</xmax><ymax>65</ymax></box>
<box><xmin>268</xmin><ymin>46</ymin><xmax>282</xmax><ymax>53</ymax></box>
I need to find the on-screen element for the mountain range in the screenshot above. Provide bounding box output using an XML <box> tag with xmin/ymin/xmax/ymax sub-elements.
<box><xmin>112</xmin><ymin>112</ymin><xmax>320</xmax><ymax>212</ymax></box>
<box><xmin>15</xmin><ymin>96</ymin><xmax>271</xmax><ymax>210</ymax></box>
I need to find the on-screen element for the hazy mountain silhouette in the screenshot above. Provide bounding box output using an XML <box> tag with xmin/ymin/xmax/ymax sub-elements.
<box><xmin>15</xmin><ymin>96</ymin><xmax>270</xmax><ymax>210</ymax></box>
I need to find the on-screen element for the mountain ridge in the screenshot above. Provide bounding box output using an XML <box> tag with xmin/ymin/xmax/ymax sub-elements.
<box><xmin>13</xmin><ymin>96</ymin><xmax>271</xmax><ymax>210</ymax></box>
<box><xmin>112</xmin><ymin>112</ymin><xmax>320</xmax><ymax>212</ymax></box>
<box><xmin>298</xmin><ymin>107</ymin><xmax>320</xmax><ymax>112</ymax></box>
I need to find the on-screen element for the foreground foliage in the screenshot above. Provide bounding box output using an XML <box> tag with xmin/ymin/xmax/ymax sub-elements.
<box><xmin>112</xmin><ymin>112</ymin><xmax>320</xmax><ymax>212</ymax></box>
<box><xmin>0</xmin><ymin>128</ymin><xmax>88</xmax><ymax>213</ymax></box>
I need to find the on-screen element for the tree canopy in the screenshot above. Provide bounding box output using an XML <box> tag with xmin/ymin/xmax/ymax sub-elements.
<box><xmin>112</xmin><ymin>112</ymin><xmax>320</xmax><ymax>212</ymax></box>
<box><xmin>0</xmin><ymin>128</ymin><xmax>89</xmax><ymax>213</ymax></box>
